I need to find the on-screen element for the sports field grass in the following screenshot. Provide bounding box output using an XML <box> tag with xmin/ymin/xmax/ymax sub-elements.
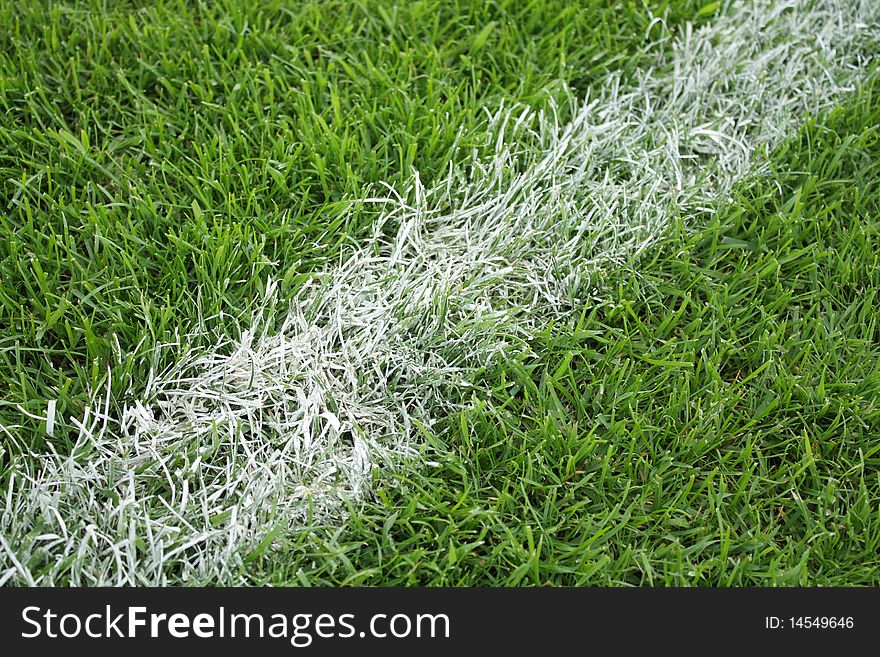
<box><xmin>1</xmin><ymin>0</ymin><xmax>878</xmax><ymax>585</ymax></box>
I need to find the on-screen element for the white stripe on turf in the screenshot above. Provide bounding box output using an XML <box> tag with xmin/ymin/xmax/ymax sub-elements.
<box><xmin>2</xmin><ymin>0</ymin><xmax>877</xmax><ymax>584</ymax></box>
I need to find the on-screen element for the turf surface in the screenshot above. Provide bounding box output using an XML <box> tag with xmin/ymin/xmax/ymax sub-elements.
<box><xmin>0</xmin><ymin>0</ymin><xmax>703</xmax><ymax>452</ymax></box>
<box><xmin>244</xmin><ymin>75</ymin><xmax>880</xmax><ymax>586</ymax></box>
<box><xmin>1</xmin><ymin>1</ymin><xmax>878</xmax><ymax>585</ymax></box>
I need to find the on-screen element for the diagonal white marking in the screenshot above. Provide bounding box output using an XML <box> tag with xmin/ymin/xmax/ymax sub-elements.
<box><xmin>2</xmin><ymin>0</ymin><xmax>877</xmax><ymax>584</ymax></box>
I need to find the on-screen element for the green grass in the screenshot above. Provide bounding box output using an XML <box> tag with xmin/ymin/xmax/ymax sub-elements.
<box><xmin>251</xmin><ymin>74</ymin><xmax>880</xmax><ymax>586</ymax></box>
<box><xmin>2</xmin><ymin>0</ymin><xmax>878</xmax><ymax>585</ymax></box>
<box><xmin>0</xmin><ymin>0</ymin><xmax>703</xmax><ymax>451</ymax></box>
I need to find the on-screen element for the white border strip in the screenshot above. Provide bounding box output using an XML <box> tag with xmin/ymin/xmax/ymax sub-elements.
<box><xmin>2</xmin><ymin>0</ymin><xmax>877</xmax><ymax>584</ymax></box>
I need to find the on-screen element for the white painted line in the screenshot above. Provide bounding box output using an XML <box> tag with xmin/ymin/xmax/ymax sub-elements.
<box><xmin>2</xmin><ymin>0</ymin><xmax>877</xmax><ymax>584</ymax></box>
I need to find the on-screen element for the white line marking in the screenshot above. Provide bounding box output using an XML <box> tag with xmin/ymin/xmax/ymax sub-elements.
<box><xmin>2</xmin><ymin>0</ymin><xmax>877</xmax><ymax>584</ymax></box>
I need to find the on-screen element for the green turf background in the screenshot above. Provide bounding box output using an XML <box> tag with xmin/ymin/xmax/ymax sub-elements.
<box><xmin>1</xmin><ymin>1</ymin><xmax>878</xmax><ymax>585</ymax></box>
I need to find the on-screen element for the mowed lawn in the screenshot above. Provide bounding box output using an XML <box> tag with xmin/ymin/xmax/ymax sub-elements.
<box><xmin>1</xmin><ymin>0</ymin><xmax>879</xmax><ymax>585</ymax></box>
